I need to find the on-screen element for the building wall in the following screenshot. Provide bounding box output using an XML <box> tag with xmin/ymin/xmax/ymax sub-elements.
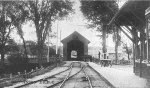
<box><xmin>84</xmin><ymin>43</ymin><xmax>88</xmax><ymax>55</ymax></box>
<box><xmin>88</xmin><ymin>46</ymin><xmax>128</xmax><ymax>60</ymax></box>
<box><xmin>63</xmin><ymin>43</ymin><xmax>67</xmax><ymax>60</ymax></box>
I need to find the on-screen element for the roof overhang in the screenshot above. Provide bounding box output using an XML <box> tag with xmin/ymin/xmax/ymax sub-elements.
<box><xmin>61</xmin><ymin>31</ymin><xmax>90</xmax><ymax>44</ymax></box>
<box><xmin>109</xmin><ymin>0</ymin><xmax>150</xmax><ymax>30</ymax></box>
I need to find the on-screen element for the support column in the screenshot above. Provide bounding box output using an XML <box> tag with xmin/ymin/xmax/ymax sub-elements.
<box><xmin>133</xmin><ymin>42</ymin><xmax>135</xmax><ymax>73</ymax></box>
<box><xmin>135</xmin><ymin>31</ymin><xmax>138</xmax><ymax>73</ymax></box>
<box><xmin>133</xmin><ymin>29</ymin><xmax>138</xmax><ymax>73</ymax></box>
<box><xmin>146</xmin><ymin>18</ymin><xmax>149</xmax><ymax>62</ymax></box>
<box><xmin>140</xmin><ymin>33</ymin><xmax>145</xmax><ymax>77</ymax></box>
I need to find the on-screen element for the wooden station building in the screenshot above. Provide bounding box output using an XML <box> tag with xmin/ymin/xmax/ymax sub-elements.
<box><xmin>109</xmin><ymin>1</ymin><xmax>150</xmax><ymax>77</ymax></box>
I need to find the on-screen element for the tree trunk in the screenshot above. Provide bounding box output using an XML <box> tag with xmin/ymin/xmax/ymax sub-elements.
<box><xmin>21</xmin><ymin>36</ymin><xmax>28</xmax><ymax>63</ymax></box>
<box><xmin>102</xmin><ymin>25</ymin><xmax>107</xmax><ymax>54</ymax></box>
<box><xmin>115</xmin><ymin>41</ymin><xmax>118</xmax><ymax>64</ymax></box>
<box><xmin>0</xmin><ymin>52</ymin><xmax>5</xmax><ymax>67</ymax></box>
<box><xmin>127</xmin><ymin>52</ymin><xmax>130</xmax><ymax>60</ymax></box>
<box><xmin>114</xmin><ymin>27</ymin><xmax>118</xmax><ymax>64</ymax></box>
<box><xmin>0</xmin><ymin>44</ymin><xmax>5</xmax><ymax>67</ymax></box>
<box><xmin>37</xmin><ymin>41</ymin><xmax>43</xmax><ymax>66</ymax></box>
<box><xmin>126</xmin><ymin>44</ymin><xmax>130</xmax><ymax>60</ymax></box>
<box><xmin>17</xmin><ymin>24</ymin><xmax>28</xmax><ymax>63</ymax></box>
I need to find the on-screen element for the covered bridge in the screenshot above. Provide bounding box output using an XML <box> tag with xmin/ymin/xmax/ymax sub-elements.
<box><xmin>61</xmin><ymin>31</ymin><xmax>90</xmax><ymax>61</ymax></box>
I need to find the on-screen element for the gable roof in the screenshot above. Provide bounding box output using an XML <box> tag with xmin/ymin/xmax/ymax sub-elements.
<box><xmin>61</xmin><ymin>31</ymin><xmax>90</xmax><ymax>44</ymax></box>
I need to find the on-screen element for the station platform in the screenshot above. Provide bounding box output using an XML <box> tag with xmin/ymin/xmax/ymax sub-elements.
<box><xmin>88</xmin><ymin>62</ymin><xmax>150</xmax><ymax>88</ymax></box>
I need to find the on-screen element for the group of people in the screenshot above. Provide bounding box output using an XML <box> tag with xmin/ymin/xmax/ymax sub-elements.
<box><xmin>100</xmin><ymin>60</ymin><xmax>112</xmax><ymax>67</ymax></box>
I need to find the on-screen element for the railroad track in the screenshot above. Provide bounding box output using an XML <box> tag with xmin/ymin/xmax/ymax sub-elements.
<box><xmin>14</xmin><ymin>62</ymin><xmax>95</xmax><ymax>88</ymax></box>
<box><xmin>47</xmin><ymin>62</ymin><xmax>83</xmax><ymax>88</ymax></box>
<box><xmin>50</xmin><ymin>62</ymin><xmax>93</xmax><ymax>88</ymax></box>
<box><xmin>82</xmin><ymin>66</ymin><xmax>93</xmax><ymax>88</ymax></box>
<box><xmin>14</xmin><ymin>62</ymin><xmax>81</xmax><ymax>88</ymax></box>
<box><xmin>14</xmin><ymin>62</ymin><xmax>74</xmax><ymax>88</ymax></box>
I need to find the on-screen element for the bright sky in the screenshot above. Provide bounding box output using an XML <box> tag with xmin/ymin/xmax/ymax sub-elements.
<box><xmin>11</xmin><ymin>0</ymin><xmax>131</xmax><ymax>47</ymax></box>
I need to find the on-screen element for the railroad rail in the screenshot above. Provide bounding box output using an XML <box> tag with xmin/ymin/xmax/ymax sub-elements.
<box><xmin>83</xmin><ymin>66</ymin><xmax>93</xmax><ymax>88</ymax></box>
<box><xmin>47</xmin><ymin>62</ymin><xmax>83</xmax><ymax>88</ymax></box>
<box><xmin>48</xmin><ymin>62</ymin><xmax>93</xmax><ymax>88</ymax></box>
<box><xmin>15</xmin><ymin>62</ymin><xmax>74</xmax><ymax>88</ymax></box>
<box><xmin>13</xmin><ymin>62</ymin><xmax>95</xmax><ymax>88</ymax></box>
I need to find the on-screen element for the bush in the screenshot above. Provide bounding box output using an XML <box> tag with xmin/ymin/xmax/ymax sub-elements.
<box><xmin>83</xmin><ymin>55</ymin><xmax>92</xmax><ymax>62</ymax></box>
<box><xmin>7</xmin><ymin>53</ymin><xmax>26</xmax><ymax>65</ymax></box>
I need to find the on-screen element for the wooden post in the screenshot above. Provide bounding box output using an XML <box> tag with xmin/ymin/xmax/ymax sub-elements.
<box><xmin>102</xmin><ymin>25</ymin><xmax>107</xmax><ymax>54</ymax></box>
<box><xmin>133</xmin><ymin>40</ymin><xmax>135</xmax><ymax>73</ymax></box>
<box><xmin>146</xmin><ymin>18</ymin><xmax>149</xmax><ymax>62</ymax></box>
<box><xmin>140</xmin><ymin>33</ymin><xmax>143</xmax><ymax>77</ymax></box>
<box><xmin>134</xmin><ymin>30</ymin><xmax>138</xmax><ymax>73</ymax></box>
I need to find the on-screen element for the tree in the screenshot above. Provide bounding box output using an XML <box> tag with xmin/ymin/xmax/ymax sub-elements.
<box><xmin>80</xmin><ymin>1</ymin><xmax>118</xmax><ymax>54</ymax></box>
<box><xmin>0</xmin><ymin>1</ymin><xmax>30</xmax><ymax>67</ymax></box>
<box><xmin>0</xmin><ymin>1</ymin><xmax>14</xmax><ymax>67</ymax></box>
<box><xmin>23</xmin><ymin>0</ymin><xmax>74</xmax><ymax>66</ymax></box>
<box><xmin>8</xmin><ymin>1</ymin><xmax>29</xmax><ymax>63</ymax></box>
<box><xmin>112</xmin><ymin>26</ymin><xmax>121</xmax><ymax>64</ymax></box>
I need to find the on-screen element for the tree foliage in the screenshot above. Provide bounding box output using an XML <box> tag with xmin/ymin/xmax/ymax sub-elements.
<box><xmin>22</xmin><ymin>0</ymin><xmax>74</xmax><ymax>65</ymax></box>
<box><xmin>0</xmin><ymin>0</ymin><xmax>73</xmax><ymax>65</ymax></box>
<box><xmin>7</xmin><ymin>53</ymin><xmax>25</xmax><ymax>65</ymax></box>
<box><xmin>80</xmin><ymin>0</ymin><xmax>118</xmax><ymax>32</ymax></box>
<box><xmin>0</xmin><ymin>1</ymin><xmax>16</xmax><ymax>66</ymax></box>
<box><xmin>80</xmin><ymin>0</ymin><xmax>118</xmax><ymax>54</ymax></box>
<box><xmin>0</xmin><ymin>0</ymin><xmax>73</xmax><ymax>66</ymax></box>
<box><xmin>26</xmin><ymin>0</ymin><xmax>73</xmax><ymax>44</ymax></box>
<box><xmin>8</xmin><ymin>1</ymin><xmax>30</xmax><ymax>62</ymax></box>
<box><xmin>5</xmin><ymin>39</ymin><xmax>19</xmax><ymax>54</ymax></box>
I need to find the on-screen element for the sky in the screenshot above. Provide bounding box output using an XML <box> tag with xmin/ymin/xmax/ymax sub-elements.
<box><xmin>11</xmin><ymin>0</ymin><xmax>131</xmax><ymax>47</ymax></box>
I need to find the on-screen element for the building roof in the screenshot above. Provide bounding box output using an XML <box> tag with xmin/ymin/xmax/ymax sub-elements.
<box><xmin>109</xmin><ymin>1</ymin><xmax>150</xmax><ymax>30</ymax></box>
<box><xmin>61</xmin><ymin>31</ymin><xmax>90</xmax><ymax>44</ymax></box>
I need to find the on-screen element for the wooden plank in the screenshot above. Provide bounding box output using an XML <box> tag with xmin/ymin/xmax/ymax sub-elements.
<box><xmin>115</xmin><ymin>23</ymin><xmax>134</xmax><ymax>43</ymax></box>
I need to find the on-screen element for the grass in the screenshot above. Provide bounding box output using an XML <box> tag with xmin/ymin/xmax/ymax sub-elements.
<box><xmin>0</xmin><ymin>61</ymin><xmax>66</xmax><ymax>87</ymax></box>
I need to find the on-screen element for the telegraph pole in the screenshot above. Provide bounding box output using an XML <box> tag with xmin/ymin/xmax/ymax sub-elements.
<box><xmin>56</xmin><ymin>20</ymin><xmax>58</xmax><ymax>54</ymax></box>
<box><xmin>60</xmin><ymin>30</ymin><xmax>61</xmax><ymax>54</ymax></box>
<box><xmin>47</xmin><ymin>30</ymin><xmax>50</xmax><ymax>62</ymax></box>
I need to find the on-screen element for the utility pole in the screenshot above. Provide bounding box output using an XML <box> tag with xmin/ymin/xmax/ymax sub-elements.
<box><xmin>59</xmin><ymin>29</ymin><xmax>61</xmax><ymax>61</ymax></box>
<box><xmin>47</xmin><ymin>30</ymin><xmax>50</xmax><ymax>62</ymax></box>
<box><xmin>56</xmin><ymin>20</ymin><xmax>58</xmax><ymax>55</ymax></box>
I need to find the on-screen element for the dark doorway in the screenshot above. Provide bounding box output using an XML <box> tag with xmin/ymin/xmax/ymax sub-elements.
<box><xmin>67</xmin><ymin>40</ymin><xmax>84</xmax><ymax>61</ymax></box>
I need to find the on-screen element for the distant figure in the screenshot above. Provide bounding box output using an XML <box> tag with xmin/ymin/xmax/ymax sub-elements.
<box><xmin>108</xmin><ymin>60</ymin><xmax>112</xmax><ymax>67</ymax></box>
<box><xmin>100</xmin><ymin>60</ymin><xmax>105</xmax><ymax>67</ymax></box>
